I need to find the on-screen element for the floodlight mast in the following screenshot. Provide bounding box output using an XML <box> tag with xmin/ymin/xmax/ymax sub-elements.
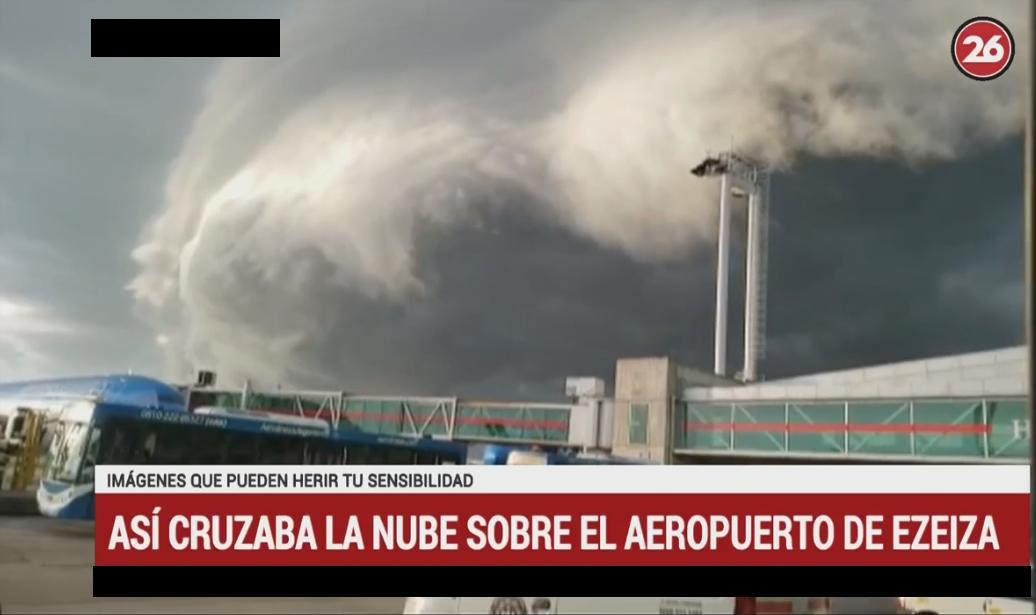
<box><xmin>691</xmin><ymin>152</ymin><xmax>770</xmax><ymax>382</ymax></box>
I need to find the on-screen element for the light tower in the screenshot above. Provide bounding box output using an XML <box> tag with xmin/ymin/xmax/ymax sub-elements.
<box><xmin>691</xmin><ymin>152</ymin><xmax>771</xmax><ymax>382</ymax></box>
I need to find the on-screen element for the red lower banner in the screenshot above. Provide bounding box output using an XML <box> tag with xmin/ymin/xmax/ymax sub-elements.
<box><xmin>95</xmin><ymin>493</ymin><xmax>1029</xmax><ymax>566</ymax></box>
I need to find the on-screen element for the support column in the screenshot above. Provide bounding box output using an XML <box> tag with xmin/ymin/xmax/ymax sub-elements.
<box><xmin>714</xmin><ymin>174</ymin><xmax>732</xmax><ymax>377</ymax></box>
<box><xmin>743</xmin><ymin>187</ymin><xmax>761</xmax><ymax>382</ymax></box>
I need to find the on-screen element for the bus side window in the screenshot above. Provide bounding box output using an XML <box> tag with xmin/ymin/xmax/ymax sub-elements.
<box><xmin>385</xmin><ymin>446</ymin><xmax>416</xmax><ymax>465</ymax></box>
<box><xmin>101</xmin><ymin>419</ymin><xmax>140</xmax><ymax>465</ymax></box>
<box><xmin>259</xmin><ymin>435</ymin><xmax>297</xmax><ymax>465</ymax></box>
<box><xmin>97</xmin><ymin>422</ymin><xmax>115</xmax><ymax>465</ymax></box>
<box><xmin>287</xmin><ymin>437</ymin><xmax>307</xmax><ymax>464</ymax></box>
<box><xmin>416</xmin><ymin>451</ymin><xmax>438</xmax><ymax>465</ymax></box>
<box><xmin>140</xmin><ymin>429</ymin><xmax>158</xmax><ymax>464</ymax></box>
<box><xmin>305</xmin><ymin>441</ymin><xmax>337</xmax><ymax>465</ymax></box>
<box><xmin>346</xmin><ymin>445</ymin><xmax>369</xmax><ymax>465</ymax></box>
<box><xmin>366</xmin><ymin>447</ymin><xmax>390</xmax><ymax>464</ymax></box>
<box><xmin>279</xmin><ymin>436</ymin><xmax>299</xmax><ymax>464</ymax></box>
<box><xmin>226</xmin><ymin>432</ymin><xmax>258</xmax><ymax>464</ymax></box>
<box><xmin>281</xmin><ymin>432</ymin><xmax>302</xmax><ymax>461</ymax></box>
<box><xmin>263</xmin><ymin>432</ymin><xmax>283</xmax><ymax>461</ymax></box>
<box><xmin>113</xmin><ymin>421</ymin><xmax>157</xmax><ymax>464</ymax></box>
<box><xmin>151</xmin><ymin>424</ymin><xmax>192</xmax><ymax>464</ymax></box>
<box><xmin>189</xmin><ymin>429</ymin><xmax>224</xmax><ymax>464</ymax></box>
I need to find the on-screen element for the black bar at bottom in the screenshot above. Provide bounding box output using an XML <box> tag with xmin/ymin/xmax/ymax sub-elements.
<box><xmin>94</xmin><ymin>565</ymin><xmax>1030</xmax><ymax>597</ymax></box>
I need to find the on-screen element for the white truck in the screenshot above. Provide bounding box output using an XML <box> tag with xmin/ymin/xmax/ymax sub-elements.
<box><xmin>403</xmin><ymin>597</ymin><xmax>909</xmax><ymax>614</ymax></box>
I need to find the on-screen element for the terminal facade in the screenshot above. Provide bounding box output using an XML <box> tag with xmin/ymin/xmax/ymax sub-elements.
<box><xmin>613</xmin><ymin>346</ymin><xmax>1027</xmax><ymax>465</ymax></box>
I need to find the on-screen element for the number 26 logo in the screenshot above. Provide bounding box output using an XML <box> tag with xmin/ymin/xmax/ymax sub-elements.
<box><xmin>952</xmin><ymin>16</ymin><xmax>1015</xmax><ymax>81</ymax></box>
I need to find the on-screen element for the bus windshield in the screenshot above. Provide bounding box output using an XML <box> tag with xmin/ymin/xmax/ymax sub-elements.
<box><xmin>46</xmin><ymin>420</ymin><xmax>92</xmax><ymax>484</ymax></box>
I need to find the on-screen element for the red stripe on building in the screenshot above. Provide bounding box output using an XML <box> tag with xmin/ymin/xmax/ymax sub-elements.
<box><xmin>453</xmin><ymin>416</ymin><xmax>569</xmax><ymax>430</ymax></box>
<box><xmin>343</xmin><ymin>412</ymin><xmax>569</xmax><ymax>431</ymax></box>
<box><xmin>240</xmin><ymin>407</ymin><xmax>568</xmax><ymax>431</ymax></box>
<box><xmin>682</xmin><ymin>421</ymin><xmax>990</xmax><ymax>434</ymax></box>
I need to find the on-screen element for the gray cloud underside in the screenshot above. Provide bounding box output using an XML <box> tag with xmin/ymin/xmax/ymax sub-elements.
<box><xmin>126</xmin><ymin>0</ymin><xmax>1028</xmax><ymax>397</ymax></box>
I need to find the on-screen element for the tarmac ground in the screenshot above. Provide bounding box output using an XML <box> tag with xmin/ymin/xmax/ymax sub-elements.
<box><xmin>0</xmin><ymin>516</ymin><xmax>403</xmax><ymax>614</ymax></box>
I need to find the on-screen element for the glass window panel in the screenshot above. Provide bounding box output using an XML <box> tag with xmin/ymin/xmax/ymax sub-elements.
<box><xmin>408</xmin><ymin>403</ymin><xmax>448</xmax><ymax>436</ymax></box>
<box><xmin>189</xmin><ymin>429</ymin><xmax>225</xmax><ymax>464</ymax></box>
<box><xmin>732</xmin><ymin>404</ymin><xmax>785</xmax><ymax>452</ymax></box>
<box><xmin>848</xmin><ymin>402</ymin><xmax>911</xmax><ymax>456</ymax></box>
<box><xmin>187</xmin><ymin>391</ymin><xmax>220</xmax><ymax>410</ymax></box>
<box><xmin>384</xmin><ymin>446</ymin><xmax>416</xmax><ymax>465</ymax></box>
<box><xmin>677</xmin><ymin>403</ymin><xmax>731</xmax><ymax>451</ymax></box>
<box><xmin>79</xmin><ymin>426</ymin><xmax>102</xmax><ymax>484</ymax></box>
<box><xmin>46</xmin><ymin>422</ymin><xmax>90</xmax><ymax>483</ymax></box>
<box><xmin>99</xmin><ymin>419</ymin><xmax>139</xmax><ymax>465</ymax></box>
<box><xmin>152</xmin><ymin>424</ymin><xmax>199</xmax><ymax>464</ymax></box>
<box><xmin>386</xmin><ymin>402</ymin><xmax>408</xmax><ymax>435</ymax></box>
<box><xmin>416</xmin><ymin>451</ymin><xmax>438</xmax><ymax>465</ymax></box>
<box><xmin>986</xmin><ymin>400</ymin><xmax>1028</xmax><ymax>460</ymax></box>
<box><xmin>366</xmin><ymin>447</ymin><xmax>389</xmax><ymax>464</ymax></box>
<box><xmin>628</xmin><ymin>403</ymin><xmax>649</xmax><ymax>445</ymax></box>
<box><xmin>226</xmin><ymin>432</ymin><xmax>259</xmax><ymax>464</ymax></box>
<box><xmin>258</xmin><ymin>435</ymin><xmax>292</xmax><ymax>464</ymax></box>
<box><xmin>346</xmin><ymin>445</ymin><xmax>370</xmax><ymax>465</ymax></box>
<box><xmin>453</xmin><ymin>404</ymin><xmax>569</xmax><ymax>442</ymax></box>
<box><xmin>913</xmin><ymin>401</ymin><xmax>984</xmax><ymax>458</ymax></box>
<box><xmin>788</xmin><ymin>403</ymin><xmax>844</xmax><ymax>454</ymax></box>
<box><xmin>283</xmin><ymin>437</ymin><xmax>307</xmax><ymax>464</ymax></box>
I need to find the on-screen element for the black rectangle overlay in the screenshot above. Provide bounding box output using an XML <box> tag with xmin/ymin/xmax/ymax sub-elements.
<box><xmin>94</xmin><ymin>565</ymin><xmax>1031</xmax><ymax>598</ymax></box>
<box><xmin>90</xmin><ymin>19</ymin><xmax>279</xmax><ymax>57</ymax></box>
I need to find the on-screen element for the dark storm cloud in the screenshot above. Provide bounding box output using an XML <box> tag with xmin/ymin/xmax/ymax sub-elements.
<box><xmin>303</xmin><ymin>197</ymin><xmax>719</xmax><ymax>399</ymax></box>
<box><xmin>208</xmin><ymin>191</ymin><xmax>720</xmax><ymax>400</ymax></box>
<box><xmin>206</xmin><ymin>136</ymin><xmax>1023</xmax><ymax>400</ymax></box>
<box><xmin>0</xmin><ymin>0</ymin><xmax>1028</xmax><ymax>397</ymax></box>
<box><xmin>410</xmin><ymin>138</ymin><xmax>1022</xmax><ymax>394</ymax></box>
<box><xmin>762</xmin><ymin>139</ymin><xmax>1025</xmax><ymax>378</ymax></box>
<box><xmin>126</xmin><ymin>0</ymin><xmax>1028</xmax><ymax>396</ymax></box>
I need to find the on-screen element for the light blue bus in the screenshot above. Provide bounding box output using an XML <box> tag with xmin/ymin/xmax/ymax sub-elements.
<box><xmin>0</xmin><ymin>375</ymin><xmax>468</xmax><ymax>520</ymax></box>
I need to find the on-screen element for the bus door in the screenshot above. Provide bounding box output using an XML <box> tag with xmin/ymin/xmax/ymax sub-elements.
<box><xmin>457</xmin><ymin>597</ymin><xmax>557</xmax><ymax>614</ymax></box>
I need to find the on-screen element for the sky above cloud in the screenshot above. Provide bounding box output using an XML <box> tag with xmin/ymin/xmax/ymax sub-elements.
<box><xmin>0</xmin><ymin>0</ymin><xmax>1029</xmax><ymax>399</ymax></box>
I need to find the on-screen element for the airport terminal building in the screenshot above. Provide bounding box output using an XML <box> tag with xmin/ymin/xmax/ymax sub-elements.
<box><xmin>182</xmin><ymin>346</ymin><xmax>1028</xmax><ymax>466</ymax></box>
<box><xmin>611</xmin><ymin>346</ymin><xmax>1028</xmax><ymax>465</ymax></box>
